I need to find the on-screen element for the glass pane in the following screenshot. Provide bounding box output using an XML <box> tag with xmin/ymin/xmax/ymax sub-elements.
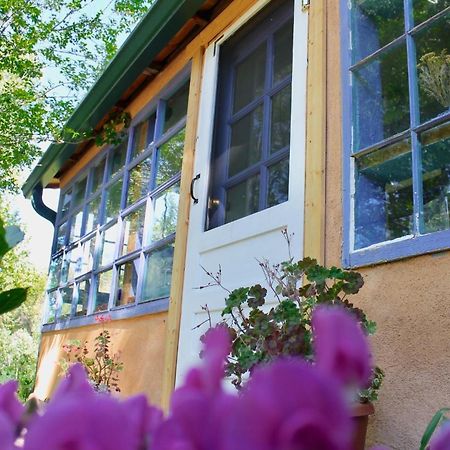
<box><xmin>73</xmin><ymin>176</ymin><xmax>87</xmax><ymax>208</ymax></box>
<box><xmin>413</xmin><ymin>0</ymin><xmax>450</xmax><ymax>25</ymax></box>
<box><xmin>60</xmin><ymin>285</ymin><xmax>74</xmax><ymax>319</ymax></box>
<box><xmin>99</xmin><ymin>223</ymin><xmax>119</xmax><ymax>267</ymax></box>
<box><xmin>60</xmin><ymin>250</ymin><xmax>70</xmax><ymax>284</ymax></box>
<box><xmin>80</xmin><ymin>237</ymin><xmax>96</xmax><ymax>275</ymax></box>
<box><xmin>69</xmin><ymin>210</ymin><xmax>84</xmax><ymax>243</ymax></box>
<box><xmin>233</xmin><ymin>43</ymin><xmax>266</xmax><ymax>112</ymax></box>
<box><xmin>420</xmin><ymin>122</ymin><xmax>450</xmax><ymax>233</ymax></box>
<box><xmin>352</xmin><ymin>43</ymin><xmax>409</xmax><ymax>150</ymax></box>
<box><xmin>156</xmin><ymin>129</ymin><xmax>185</xmax><ymax>186</ymax></box>
<box><xmin>131</xmin><ymin>116</ymin><xmax>155</xmax><ymax>159</ymax></box>
<box><xmin>268</xmin><ymin>158</ymin><xmax>289</xmax><ymax>207</ymax></box>
<box><xmin>91</xmin><ymin>158</ymin><xmax>106</xmax><ymax>194</ymax></box>
<box><xmin>127</xmin><ymin>158</ymin><xmax>152</xmax><ymax>206</ymax></box>
<box><xmin>273</xmin><ymin>19</ymin><xmax>293</xmax><ymax>84</ymax></box>
<box><xmin>55</xmin><ymin>221</ymin><xmax>67</xmax><ymax>251</ymax></box>
<box><xmin>76</xmin><ymin>279</ymin><xmax>90</xmax><ymax>316</ymax></box>
<box><xmin>105</xmin><ymin>178</ymin><xmax>123</xmax><ymax>223</ymax></box>
<box><xmin>48</xmin><ymin>255</ymin><xmax>62</xmax><ymax>290</ymax></box>
<box><xmin>95</xmin><ymin>270</ymin><xmax>112</xmax><ymax>312</ymax></box>
<box><xmin>271</xmin><ymin>85</ymin><xmax>291</xmax><ymax>153</ymax></box>
<box><xmin>229</xmin><ymin>106</ymin><xmax>263</xmax><ymax>177</ymax></box>
<box><xmin>122</xmin><ymin>206</ymin><xmax>146</xmax><ymax>255</ymax></box>
<box><xmin>45</xmin><ymin>291</ymin><xmax>59</xmax><ymax>324</ymax></box>
<box><xmin>354</xmin><ymin>139</ymin><xmax>413</xmax><ymax>249</ymax></box>
<box><xmin>351</xmin><ymin>0</ymin><xmax>404</xmax><ymax>62</ymax></box>
<box><xmin>115</xmin><ymin>260</ymin><xmax>139</xmax><ymax>307</ymax></box>
<box><xmin>61</xmin><ymin>189</ymin><xmax>72</xmax><ymax>215</ymax></box>
<box><xmin>85</xmin><ymin>195</ymin><xmax>102</xmax><ymax>234</ymax></box>
<box><xmin>149</xmin><ymin>184</ymin><xmax>180</xmax><ymax>243</ymax></box>
<box><xmin>164</xmin><ymin>82</ymin><xmax>189</xmax><ymax>132</ymax></box>
<box><xmin>416</xmin><ymin>13</ymin><xmax>450</xmax><ymax>123</ymax></box>
<box><xmin>225</xmin><ymin>175</ymin><xmax>260</xmax><ymax>224</ymax></box>
<box><xmin>142</xmin><ymin>243</ymin><xmax>174</xmax><ymax>302</ymax></box>
<box><xmin>110</xmin><ymin>141</ymin><xmax>127</xmax><ymax>177</ymax></box>
<box><xmin>66</xmin><ymin>246</ymin><xmax>80</xmax><ymax>281</ymax></box>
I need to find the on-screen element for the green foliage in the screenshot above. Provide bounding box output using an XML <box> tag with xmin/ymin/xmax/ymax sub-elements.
<box><xmin>0</xmin><ymin>0</ymin><xmax>153</xmax><ymax>192</ymax></box>
<box><xmin>420</xmin><ymin>408</ymin><xmax>450</xmax><ymax>450</ymax></box>
<box><xmin>210</xmin><ymin>256</ymin><xmax>382</xmax><ymax>403</ymax></box>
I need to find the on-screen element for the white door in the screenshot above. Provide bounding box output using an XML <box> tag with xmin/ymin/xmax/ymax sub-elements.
<box><xmin>176</xmin><ymin>0</ymin><xmax>308</xmax><ymax>384</ymax></box>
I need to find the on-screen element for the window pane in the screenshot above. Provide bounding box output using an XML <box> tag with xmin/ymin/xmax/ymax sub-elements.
<box><xmin>131</xmin><ymin>117</ymin><xmax>154</xmax><ymax>159</ymax></box>
<box><xmin>164</xmin><ymin>82</ymin><xmax>189</xmax><ymax>132</ymax></box>
<box><xmin>149</xmin><ymin>184</ymin><xmax>180</xmax><ymax>244</ymax></box>
<box><xmin>416</xmin><ymin>13</ymin><xmax>450</xmax><ymax>123</ymax></box>
<box><xmin>73</xmin><ymin>176</ymin><xmax>87</xmax><ymax>208</ymax></box>
<box><xmin>351</xmin><ymin>0</ymin><xmax>404</xmax><ymax>62</ymax></box>
<box><xmin>115</xmin><ymin>260</ymin><xmax>139</xmax><ymax>307</ymax></box>
<box><xmin>420</xmin><ymin>122</ymin><xmax>450</xmax><ymax>233</ymax></box>
<box><xmin>273</xmin><ymin>19</ymin><xmax>293</xmax><ymax>84</ymax></box>
<box><xmin>55</xmin><ymin>221</ymin><xmax>67</xmax><ymax>251</ymax></box>
<box><xmin>156</xmin><ymin>129</ymin><xmax>185</xmax><ymax>186</ymax></box>
<box><xmin>60</xmin><ymin>285</ymin><xmax>74</xmax><ymax>319</ymax></box>
<box><xmin>233</xmin><ymin>43</ymin><xmax>266</xmax><ymax>112</ymax></box>
<box><xmin>105</xmin><ymin>178</ymin><xmax>123</xmax><ymax>223</ymax></box>
<box><xmin>229</xmin><ymin>106</ymin><xmax>263</xmax><ymax>177</ymax></box>
<box><xmin>95</xmin><ymin>270</ymin><xmax>112</xmax><ymax>312</ymax></box>
<box><xmin>45</xmin><ymin>291</ymin><xmax>58</xmax><ymax>324</ymax></box>
<box><xmin>110</xmin><ymin>142</ymin><xmax>127</xmax><ymax>177</ymax></box>
<box><xmin>60</xmin><ymin>250</ymin><xmax>70</xmax><ymax>284</ymax></box>
<box><xmin>354</xmin><ymin>139</ymin><xmax>413</xmax><ymax>249</ymax></box>
<box><xmin>271</xmin><ymin>85</ymin><xmax>291</xmax><ymax>153</ymax></box>
<box><xmin>80</xmin><ymin>237</ymin><xmax>96</xmax><ymax>275</ymax></box>
<box><xmin>352</xmin><ymin>43</ymin><xmax>409</xmax><ymax>150</ymax></box>
<box><xmin>76</xmin><ymin>279</ymin><xmax>90</xmax><ymax>316</ymax></box>
<box><xmin>69</xmin><ymin>211</ymin><xmax>83</xmax><ymax>243</ymax></box>
<box><xmin>122</xmin><ymin>206</ymin><xmax>146</xmax><ymax>255</ymax></box>
<box><xmin>413</xmin><ymin>0</ymin><xmax>450</xmax><ymax>25</ymax></box>
<box><xmin>99</xmin><ymin>223</ymin><xmax>119</xmax><ymax>267</ymax></box>
<box><xmin>66</xmin><ymin>246</ymin><xmax>80</xmax><ymax>281</ymax></box>
<box><xmin>91</xmin><ymin>158</ymin><xmax>106</xmax><ymax>194</ymax></box>
<box><xmin>142</xmin><ymin>243</ymin><xmax>174</xmax><ymax>302</ymax></box>
<box><xmin>127</xmin><ymin>158</ymin><xmax>152</xmax><ymax>206</ymax></box>
<box><xmin>48</xmin><ymin>255</ymin><xmax>62</xmax><ymax>290</ymax></box>
<box><xmin>225</xmin><ymin>175</ymin><xmax>260</xmax><ymax>224</ymax></box>
<box><xmin>61</xmin><ymin>189</ymin><xmax>72</xmax><ymax>215</ymax></box>
<box><xmin>85</xmin><ymin>195</ymin><xmax>102</xmax><ymax>234</ymax></box>
<box><xmin>268</xmin><ymin>158</ymin><xmax>289</xmax><ymax>207</ymax></box>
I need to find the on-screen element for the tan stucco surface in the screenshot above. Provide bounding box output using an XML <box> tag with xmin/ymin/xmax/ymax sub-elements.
<box><xmin>35</xmin><ymin>312</ymin><xmax>167</xmax><ymax>405</ymax></box>
<box><xmin>325</xmin><ymin>2</ymin><xmax>450</xmax><ymax>448</ymax></box>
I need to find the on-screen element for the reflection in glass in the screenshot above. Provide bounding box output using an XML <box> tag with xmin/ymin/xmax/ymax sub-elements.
<box><xmin>127</xmin><ymin>158</ymin><xmax>152</xmax><ymax>206</ymax></box>
<box><xmin>99</xmin><ymin>223</ymin><xmax>118</xmax><ymax>267</ymax></box>
<box><xmin>354</xmin><ymin>139</ymin><xmax>413</xmax><ymax>249</ymax></box>
<box><xmin>164</xmin><ymin>82</ymin><xmax>189</xmax><ymax>132</ymax></box>
<box><xmin>142</xmin><ymin>244</ymin><xmax>174</xmax><ymax>301</ymax></box>
<box><xmin>60</xmin><ymin>250</ymin><xmax>70</xmax><ymax>284</ymax></box>
<box><xmin>85</xmin><ymin>195</ymin><xmax>101</xmax><ymax>234</ymax></box>
<box><xmin>273</xmin><ymin>19</ymin><xmax>293</xmax><ymax>84</ymax></box>
<box><xmin>271</xmin><ymin>85</ymin><xmax>291</xmax><ymax>153</ymax></box>
<box><xmin>233</xmin><ymin>43</ymin><xmax>266</xmax><ymax>112</ymax></box>
<box><xmin>80</xmin><ymin>237</ymin><xmax>96</xmax><ymax>274</ymax></box>
<box><xmin>69</xmin><ymin>210</ymin><xmax>84</xmax><ymax>243</ymax></box>
<box><xmin>95</xmin><ymin>270</ymin><xmax>112</xmax><ymax>312</ymax></box>
<box><xmin>61</xmin><ymin>190</ymin><xmax>72</xmax><ymax>215</ymax></box>
<box><xmin>111</xmin><ymin>142</ymin><xmax>127</xmax><ymax>177</ymax></box>
<box><xmin>68</xmin><ymin>246</ymin><xmax>80</xmax><ymax>281</ymax></box>
<box><xmin>91</xmin><ymin>159</ymin><xmax>106</xmax><ymax>194</ymax></box>
<box><xmin>115</xmin><ymin>260</ymin><xmax>139</xmax><ymax>307</ymax></box>
<box><xmin>226</xmin><ymin>175</ymin><xmax>260</xmax><ymax>224</ymax></box>
<box><xmin>415</xmin><ymin>14</ymin><xmax>450</xmax><ymax>123</ymax></box>
<box><xmin>420</xmin><ymin>122</ymin><xmax>450</xmax><ymax>233</ymax></box>
<box><xmin>150</xmin><ymin>184</ymin><xmax>180</xmax><ymax>243</ymax></box>
<box><xmin>46</xmin><ymin>291</ymin><xmax>59</xmax><ymax>323</ymax></box>
<box><xmin>48</xmin><ymin>255</ymin><xmax>62</xmax><ymax>289</ymax></box>
<box><xmin>76</xmin><ymin>279</ymin><xmax>90</xmax><ymax>316</ymax></box>
<box><xmin>413</xmin><ymin>0</ymin><xmax>450</xmax><ymax>25</ymax></box>
<box><xmin>156</xmin><ymin>129</ymin><xmax>184</xmax><ymax>185</ymax></box>
<box><xmin>268</xmin><ymin>158</ymin><xmax>289</xmax><ymax>207</ymax></box>
<box><xmin>352</xmin><ymin>43</ymin><xmax>409</xmax><ymax>150</ymax></box>
<box><xmin>122</xmin><ymin>206</ymin><xmax>145</xmax><ymax>255</ymax></box>
<box><xmin>73</xmin><ymin>176</ymin><xmax>87</xmax><ymax>207</ymax></box>
<box><xmin>105</xmin><ymin>178</ymin><xmax>123</xmax><ymax>223</ymax></box>
<box><xmin>56</xmin><ymin>221</ymin><xmax>67</xmax><ymax>251</ymax></box>
<box><xmin>229</xmin><ymin>106</ymin><xmax>263</xmax><ymax>177</ymax></box>
<box><xmin>131</xmin><ymin>117</ymin><xmax>154</xmax><ymax>159</ymax></box>
<box><xmin>60</xmin><ymin>285</ymin><xmax>74</xmax><ymax>318</ymax></box>
<box><xmin>351</xmin><ymin>0</ymin><xmax>404</xmax><ymax>62</ymax></box>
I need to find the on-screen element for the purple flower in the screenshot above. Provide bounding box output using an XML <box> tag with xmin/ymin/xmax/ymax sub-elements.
<box><xmin>430</xmin><ymin>423</ymin><xmax>450</xmax><ymax>450</ymax></box>
<box><xmin>0</xmin><ymin>381</ymin><xmax>23</xmax><ymax>449</ymax></box>
<box><xmin>313</xmin><ymin>306</ymin><xmax>372</xmax><ymax>388</ymax></box>
<box><xmin>224</xmin><ymin>359</ymin><xmax>353</xmax><ymax>450</ymax></box>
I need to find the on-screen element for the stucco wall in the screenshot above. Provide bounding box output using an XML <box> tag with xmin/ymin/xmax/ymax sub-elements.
<box><xmin>325</xmin><ymin>2</ymin><xmax>450</xmax><ymax>449</ymax></box>
<box><xmin>35</xmin><ymin>312</ymin><xmax>167</xmax><ymax>405</ymax></box>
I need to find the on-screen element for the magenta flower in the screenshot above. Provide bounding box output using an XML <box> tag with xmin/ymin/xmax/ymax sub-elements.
<box><xmin>313</xmin><ymin>306</ymin><xmax>372</xmax><ymax>388</ymax></box>
<box><xmin>430</xmin><ymin>423</ymin><xmax>450</xmax><ymax>450</ymax></box>
<box><xmin>0</xmin><ymin>381</ymin><xmax>23</xmax><ymax>449</ymax></box>
<box><xmin>224</xmin><ymin>358</ymin><xmax>353</xmax><ymax>450</ymax></box>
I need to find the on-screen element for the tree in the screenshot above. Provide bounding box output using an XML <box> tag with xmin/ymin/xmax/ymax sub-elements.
<box><xmin>0</xmin><ymin>0</ymin><xmax>153</xmax><ymax>192</ymax></box>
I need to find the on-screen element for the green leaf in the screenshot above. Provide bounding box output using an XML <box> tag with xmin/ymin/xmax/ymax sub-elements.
<box><xmin>0</xmin><ymin>288</ymin><xmax>28</xmax><ymax>315</ymax></box>
<box><xmin>420</xmin><ymin>408</ymin><xmax>450</xmax><ymax>450</ymax></box>
<box><xmin>0</xmin><ymin>220</ymin><xmax>10</xmax><ymax>258</ymax></box>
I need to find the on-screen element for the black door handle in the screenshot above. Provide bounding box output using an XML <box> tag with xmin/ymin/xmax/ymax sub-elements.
<box><xmin>190</xmin><ymin>174</ymin><xmax>200</xmax><ymax>204</ymax></box>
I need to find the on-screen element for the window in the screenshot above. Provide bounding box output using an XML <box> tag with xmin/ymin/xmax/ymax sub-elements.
<box><xmin>343</xmin><ymin>0</ymin><xmax>450</xmax><ymax>266</ymax></box>
<box><xmin>207</xmin><ymin>0</ymin><xmax>293</xmax><ymax>229</ymax></box>
<box><xmin>44</xmin><ymin>79</ymin><xmax>189</xmax><ymax>325</ymax></box>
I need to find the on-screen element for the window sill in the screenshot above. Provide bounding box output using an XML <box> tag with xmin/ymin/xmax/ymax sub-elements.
<box><xmin>41</xmin><ymin>298</ymin><xmax>169</xmax><ymax>333</ymax></box>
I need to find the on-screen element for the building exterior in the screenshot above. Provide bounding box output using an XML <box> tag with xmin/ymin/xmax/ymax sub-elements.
<box><xmin>23</xmin><ymin>0</ymin><xmax>450</xmax><ymax>448</ymax></box>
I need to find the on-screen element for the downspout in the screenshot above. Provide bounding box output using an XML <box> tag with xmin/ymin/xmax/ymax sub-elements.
<box><xmin>31</xmin><ymin>183</ymin><xmax>57</xmax><ymax>226</ymax></box>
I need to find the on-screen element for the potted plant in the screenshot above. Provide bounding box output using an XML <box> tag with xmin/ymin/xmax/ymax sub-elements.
<box><xmin>201</xmin><ymin>249</ymin><xmax>383</xmax><ymax>450</ymax></box>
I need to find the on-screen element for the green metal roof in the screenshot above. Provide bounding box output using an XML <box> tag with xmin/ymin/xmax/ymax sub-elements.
<box><xmin>22</xmin><ymin>0</ymin><xmax>205</xmax><ymax>197</ymax></box>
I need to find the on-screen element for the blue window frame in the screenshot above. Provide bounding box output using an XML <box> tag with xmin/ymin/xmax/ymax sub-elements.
<box><xmin>207</xmin><ymin>0</ymin><xmax>293</xmax><ymax>230</ymax></box>
<box><xmin>342</xmin><ymin>0</ymin><xmax>450</xmax><ymax>267</ymax></box>
<box><xmin>44</xmin><ymin>78</ymin><xmax>189</xmax><ymax>328</ymax></box>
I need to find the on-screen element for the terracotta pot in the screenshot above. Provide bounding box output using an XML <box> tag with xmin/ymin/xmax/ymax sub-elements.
<box><xmin>351</xmin><ymin>402</ymin><xmax>374</xmax><ymax>450</ymax></box>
